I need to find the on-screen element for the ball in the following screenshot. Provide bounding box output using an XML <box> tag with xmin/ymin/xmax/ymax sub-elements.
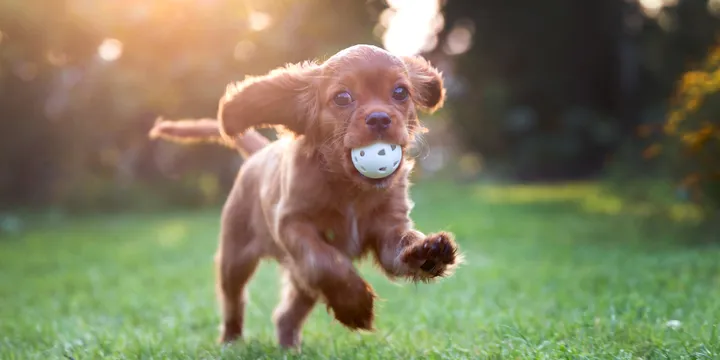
<box><xmin>350</xmin><ymin>142</ymin><xmax>403</xmax><ymax>179</ymax></box>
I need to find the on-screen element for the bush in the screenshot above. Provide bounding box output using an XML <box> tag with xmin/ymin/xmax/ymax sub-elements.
<box><xmin>654</xmin><ymin>44</ymin><xmax>720</xmax><ymax>213</ymax></box>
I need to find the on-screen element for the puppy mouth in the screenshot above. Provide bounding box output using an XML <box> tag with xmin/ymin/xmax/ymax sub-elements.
<box><xmin>344</xmin><ymin>147</ymin><xmax>404</xmax><ymax>188</ymax></box>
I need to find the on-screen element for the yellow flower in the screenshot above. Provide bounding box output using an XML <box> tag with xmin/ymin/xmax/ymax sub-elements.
<box><xmin>681</xmin><ymin>133</ymin><xmax>697</xmax><ymax>145</ymax></box>
<box><xmin>685</xmin><ymin>97</ymin><xmax>701</xmax><ymax>111</ymax></box>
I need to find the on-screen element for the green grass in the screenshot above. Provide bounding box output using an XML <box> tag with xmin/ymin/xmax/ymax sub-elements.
<box><xmin>2</xmin><ymin>182</ymin><xmax>719</xmax><ymax>359</ymax></box>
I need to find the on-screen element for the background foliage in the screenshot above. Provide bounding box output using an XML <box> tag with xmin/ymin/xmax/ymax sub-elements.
<box><xmin>657</xmin><ymin>45</ymin><xmax>720</xmax><ymax>212</ymax></box>
<box><xmin>1</xmin><ymin>0</ymin><xmax>719</xmax><ymax>221</ymax></box>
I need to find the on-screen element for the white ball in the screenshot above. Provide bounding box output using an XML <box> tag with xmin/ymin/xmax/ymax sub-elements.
<box><xmin>350</xmin><ymin>142</ymin><xmax>403</xmax><ymax>179</ymax></box>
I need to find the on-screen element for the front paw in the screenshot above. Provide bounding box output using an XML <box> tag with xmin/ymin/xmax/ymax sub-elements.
<box><xmin>401</xmin><ymin>231</ymin><xmax>459</xmax><ymax>279</ymax></box>
<box><xmin>321</xmin><ymin>272</ymin><xmax>376</xmax><ymax>331</ymax></box>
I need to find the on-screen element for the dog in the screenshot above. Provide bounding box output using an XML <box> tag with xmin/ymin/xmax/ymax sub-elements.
<box><xmin>149</xmin><ymin>44</ymin><xmax>462</xmax><ymax>349</ymax></box>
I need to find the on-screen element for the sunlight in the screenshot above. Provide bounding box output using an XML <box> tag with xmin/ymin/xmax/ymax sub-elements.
<box><xmin>234</xmin><ymin>40</ymin><xmax>256</xmax><ymax>61</ymax></box>
<box><xmin>381</xmin><ymin>0</ymin><xmax>443</xmax><ymax>56</ymax></box>
<box><xmin>443</xmin><ymin>19</ymin><xmax>474</xmax><ymax>55</ymax></box>
<box><xmin>638</xmin><ymin>0</ymin><xmax>678</xmax><ymax>18</ymax></box>
<box><xmin>476</xmin><ymin>183</ymin><xmax>600</xmax><ymax>205</ymax></box>
<box><xmin>15</xmin><ymin>63</ymin><xmax>38</xmax><ymax>82</ymax></box>
<box><xmin>98</xmin><ymin>38</ymin><xmax>123</xmax><ymax>62</ymax></box>
<box><xmin>248</xmin><ymin>11</ymin><xmax>272</xmax><ymax>31</ymax></box>
<box><xmin>638</xmin><ymin>0</ymin><xmax>663</xmax><ymax>18</ymax></box>
<box><xmin>155</xmin><ymin>221</ymin><xmax>187</xmax><ymax>248</ymax></box>
<box><xmin>709</xmin><ymin>0</ymin><xmax>720</xmax><ymax>17</ymax></box>
<box><xmin>47</xmin><ymin>50</ymin><xmax>69</xmax><ymax>67</ymax></box>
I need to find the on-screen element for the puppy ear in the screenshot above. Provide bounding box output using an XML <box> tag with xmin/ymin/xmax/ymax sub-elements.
<box><xmin>402</xmin><ymin>56</ymin><xmax>446</xmax><ymax>113</ymax></box>
<box><xmin>218</xmin><ymin>61</ymin><xmax>320</xmax><ymax>137</ymax></box>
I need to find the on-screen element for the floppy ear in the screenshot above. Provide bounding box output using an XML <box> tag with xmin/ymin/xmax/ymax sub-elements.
<box><xmin>402</xmin><ymin>56</ymin><xmax>446</xmax><ymax>113</ymax></box>
<box><xmin>218</xmin><ymin>61</ymin><xmax>320</xmax><ymax>138</ymax></box>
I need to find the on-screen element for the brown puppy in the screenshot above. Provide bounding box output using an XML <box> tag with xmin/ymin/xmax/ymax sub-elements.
<box><xmin>149</xmin><ymin>44</ymin><xmax>461</xmax><ymax>349</ymax></box>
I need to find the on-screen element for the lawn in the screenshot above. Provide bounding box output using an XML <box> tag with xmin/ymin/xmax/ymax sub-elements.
<box><xmin>1</xmin><ymin>182</ymin><xmax>719</xmax><ymax>359</ymax></box>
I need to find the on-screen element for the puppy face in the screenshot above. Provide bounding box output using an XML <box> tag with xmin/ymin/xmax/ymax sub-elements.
<box><xmin>218</xmin><ymin>44</ymin><xmax>445</xmax><ymax>188</ymax></box>
<box><xmin>314</xmin><ymin>45</ymin><xmax>446</xmax><ymax>187</ymax></box>
<box><xmin>321</xmin><ymin>49</ymin><xmax>414</xmax><ymax>149</ymax></box>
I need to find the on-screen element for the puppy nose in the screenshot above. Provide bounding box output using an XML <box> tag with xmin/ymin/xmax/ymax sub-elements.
<box><xmin>365</xmin><ymin>112</ymin><xmax>392</xmax><ymax>132</ymax></box>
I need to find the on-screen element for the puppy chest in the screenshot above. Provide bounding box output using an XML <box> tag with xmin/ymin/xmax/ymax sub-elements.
<box><xmin>317</xmin><ymin>206</ymin><xmax>368</xmax><ymax>257</ymax></box>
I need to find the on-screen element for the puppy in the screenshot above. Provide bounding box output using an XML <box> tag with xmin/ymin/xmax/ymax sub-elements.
<box><xmin>149</xmin><ymin>44</ymin><xmax>461</xmax><ymax>349</ymax></box>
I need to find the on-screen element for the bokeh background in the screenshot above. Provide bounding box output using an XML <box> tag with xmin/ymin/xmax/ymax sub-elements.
<box><xmin>1</xmin><ymin>0</ymin><xmax>719</xmax><ymax>230</ymax></box>
<box><xmin>4</xmin><ymin>1</ymin><xmax>720</xmax><ymax>358</ymax></box>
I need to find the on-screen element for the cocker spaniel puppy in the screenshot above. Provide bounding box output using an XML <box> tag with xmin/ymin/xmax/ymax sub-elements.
<box><xmin>149</xmin><ymin>44</ymin><xmax>461</xmax><ymax>349</ymax></box>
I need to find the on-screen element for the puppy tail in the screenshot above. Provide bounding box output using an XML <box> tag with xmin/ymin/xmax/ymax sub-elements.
<box><xmin>149</xmin><ymin>117</ymin><xmax>270</xmax><ymax>157</ymax></box>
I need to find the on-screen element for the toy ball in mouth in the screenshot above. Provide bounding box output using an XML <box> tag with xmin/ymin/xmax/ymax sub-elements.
<box><xmin>350</xmin><ymin>142</ymin><xmax>403</xmax><ymax>179</ymax></box>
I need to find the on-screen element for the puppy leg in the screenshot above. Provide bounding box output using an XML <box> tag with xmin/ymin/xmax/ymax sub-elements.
<box><xmin>215</xmin><ymin>231</ymin><xmax>260</xmax><ymax>344</ymax></box>
<box><xmin>367</xmin><ymin>184</ymin><xmax>461</xmax><ymax>282</ymax></box>
<box><xmin>278</xmin><ymin>218</ymin><xmax>376</xmax><ymax>331</ymax></box>
<box><xmin>374</xmin><ymin>228</ymin><xmax>460</xmax><ymax>282</ymax></box>
<box><xmin>272</xmin><ymin>270</ymin><xmax>317</xmax><ymax>349</ymax></box>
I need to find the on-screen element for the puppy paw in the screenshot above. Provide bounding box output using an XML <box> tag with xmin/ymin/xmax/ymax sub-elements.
<box><xmin>321</xmin><ymin>273</ymin><xmax>376</xmax><ymax>331</ymax></box>
<box><xmin>401</xmin><ymin>231</ymin><xmax>459</xmax><ymax>280</ymax></box>
<box><xmin>218</xmin><ymin>321</ymin><xmax>242</xmax><ymax>344</ymax></box>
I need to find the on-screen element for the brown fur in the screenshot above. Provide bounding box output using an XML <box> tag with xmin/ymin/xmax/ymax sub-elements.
<box><xmin>149</xmin><ymin>44</ymin><xmax>462</xmax><ymax>350</ymax></box>
<box><xmin>149</xmin><ymin>117</ymin><xmax>269</xmax><ymax>157</ymax></box>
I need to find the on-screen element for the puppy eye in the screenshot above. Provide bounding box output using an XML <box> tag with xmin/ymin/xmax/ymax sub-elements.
<box><xmin>392</xmin><ymin>86</ymin><xmax>409</xmax><ymax>101</ymax></box>
<box><xmin>333</xmin><ymin>91</ymin><xmax>354</xmax><ymax>106</ymax></box>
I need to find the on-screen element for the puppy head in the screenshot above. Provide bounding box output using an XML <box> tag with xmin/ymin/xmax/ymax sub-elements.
<box><xmin>316</xmin><ymin>45</ymin><xmax>445</xmax><ymax>188</ymax></box>
<box><xmin>218</xmin><ymin>44</ymin><xmax>445</xmax><ymax>189</ymax></box>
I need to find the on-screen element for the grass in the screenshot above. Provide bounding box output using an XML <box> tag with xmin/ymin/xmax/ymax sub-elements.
<box><xmin>1</xmin><ymin>181</ymin><xmax>719</xmax><ymax>359</ymax></box>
